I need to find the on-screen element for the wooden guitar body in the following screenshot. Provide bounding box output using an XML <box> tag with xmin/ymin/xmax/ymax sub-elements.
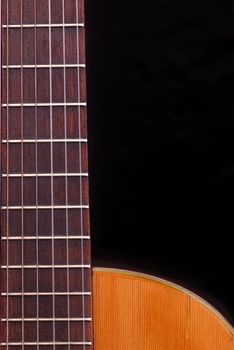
<box><xmin>93</xmin><ymin>268</ymin><xmax>234</xmax><ymax>349</ymax></box>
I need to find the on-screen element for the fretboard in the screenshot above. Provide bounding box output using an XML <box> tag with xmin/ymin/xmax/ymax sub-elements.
<box><xmin>0</xmin><ymin>1</ymin><xmax>93</xmax><ymax>349</ymax></box>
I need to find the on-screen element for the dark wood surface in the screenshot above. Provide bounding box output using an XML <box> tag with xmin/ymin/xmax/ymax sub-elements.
<box><xmin>0</xmin><ymin>1</ymin><xmax>93</xmax><ymax>348</ymax></box>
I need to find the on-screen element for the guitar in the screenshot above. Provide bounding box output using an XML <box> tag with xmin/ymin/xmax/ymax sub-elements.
<box><xmin>0</xmin><ymin>1</ymin><xmax>233</xmax><ymax>349</ymax></box>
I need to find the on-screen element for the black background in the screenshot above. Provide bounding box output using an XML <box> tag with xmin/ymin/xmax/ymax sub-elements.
<box><xmin>86</xmin><ymin>0</ymin><xmax>234</xmax><ymax>324</ymax></box>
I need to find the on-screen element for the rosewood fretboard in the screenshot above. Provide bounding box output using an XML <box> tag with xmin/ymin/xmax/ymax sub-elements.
<box><xmin>0</xmin><ymin>1</ymin><xmax>92</xmax><ymax>349</ymax></box>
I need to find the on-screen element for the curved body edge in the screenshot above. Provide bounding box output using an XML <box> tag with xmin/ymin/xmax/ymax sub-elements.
<box><xmin>92</xmin><ymin>267</ymin><xmax>234</xmax><ymax>350</ymax></box>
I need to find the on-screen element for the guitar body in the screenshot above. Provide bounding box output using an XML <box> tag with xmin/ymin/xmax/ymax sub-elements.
<box><xmin>93</xmin><ymin>268</ymin><xmax>234</xmax><ymax>349</ymax></box>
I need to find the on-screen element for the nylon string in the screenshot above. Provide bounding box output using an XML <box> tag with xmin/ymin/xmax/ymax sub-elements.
<box><xmin>61</xmin><ymin>1</ymin><xmax>71</xmax><ymax>349</ymax></box>
<box><xmin>48</xmin><ymin>1</ymin><xmax>56</xmax><ymax>349</ymax></box>
<box><xmin>76</xmin><ymin>1</ymin><xmax>87</xmax><ymax>348</ymax></box>
<box><xmin>20</xmin><ymin>2</ymin><xmax>25</xmax><ymax>349</ymax></box>
<box><xmin>34</xmin><ymin>1</ymin><xmax>40</xmax><ymax>349</ymax></box>
<box><xmin>6</xmin><ymin>1</ymin><xmax>10</xmax><ymax>349</ymax></box>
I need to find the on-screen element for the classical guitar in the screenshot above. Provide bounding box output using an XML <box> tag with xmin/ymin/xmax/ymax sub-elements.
<box><xmin>0</xmin><ymin>1</ymin><xmax>233</xmax><ymax>349</ymax></box>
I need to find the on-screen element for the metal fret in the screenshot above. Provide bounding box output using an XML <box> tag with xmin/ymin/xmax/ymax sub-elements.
<box><xmin>0</xmin><ymin>342</ymin><xmax>92</xmax><ymax>346</ymax></box>
<box><xmin>1</xmin><ymin>236</ymin><xmax>90</xmax><ymax>240</ymax></box>
<box><xmin>2</xmin><ymin>173</ymin><xmax>89</xmax><ymax>177</ymax></box>
<box><xmin>1</xmin><ymin>264</ymin><xmax>90</xmax><ymax>268</ymax></box>
<box><xmin>1</xmin><ymin>318</ymin><xmax>92</xmax><ymax>322</ymax></box>
<box><xmin>2</xmin><ymin>138</ymin><xmax>88</xmax><ymax>143</ymax></box>
<box><xmin>1</xmin><ymin>292</ymin><xmax>91</xmax><ymax>296</ymax></box>
<box><xmin>2</xmin><ymin>102</ymin><xmax>86</xmax><ymax>107</ymax></box>
<box><xmin>2</xmin><ymin>23</ymin><xmax>84</xmax><ymax>28</ymax></box>
<box><xmin>3</xmin><ymin>64</ymin><xmax>86</xmax><ymax>69</ymax></box>
<box><xmin>1</xmin><ymin>205</ymin><xmax>89</xmax><ymax>209</ymax></box>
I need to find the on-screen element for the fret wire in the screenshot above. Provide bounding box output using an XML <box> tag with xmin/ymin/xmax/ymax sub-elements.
<box><xmin>3</xmin><ymin>64</ymin><xmax>86</xmax><ymax>68</ymax></box>
<box><xmin>2</xmin><ymin>138</ymin><xmax>88</xmax><ymax>143</ymax></box>
<box><xmin>1</xmin><ymin>292</ymin><xmax>92</xmax><ymax>296</ymax></box>
<box><xmin>1</xmin><ymin>318</ymin><xmax>92</xmax><ymax>322</ymax></box>
<box><xmin>0</xmin><ymin>342</ymin><xmax>92</xmax><ymax>346</ymax></box>
<box><xmin>2</xmin><ymin>102</ymin><xmax>87</xmax><ymax>107</ymax></box>
<box><xmin>2</xmin><ymin>205</ymin><xmax>89</xmax><ymax>209</ymax></box>
<box><xmin>1</xmin><ymin>236</ymin><xmax>91</xmax><ymax>240</ymax></box>
<box><xmin>2</xmin><ymin>173</ymin><xmax>88</xmax><ymax>177</ymax></box>
<box><xmin>2</xmin><ymin>23</ymin><xmax>84</xmax><ymax>28</ymax></box>
<box><xmin>1</xmin><ymin>265</ymin><xmax>91</xmax><ymax>269</ymax></box>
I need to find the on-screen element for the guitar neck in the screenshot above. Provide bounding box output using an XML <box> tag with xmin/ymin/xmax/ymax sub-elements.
<box><xmin>0</xmin><ymin>1</ymin><xmax>93</xmax><ymax>348</ymax></box>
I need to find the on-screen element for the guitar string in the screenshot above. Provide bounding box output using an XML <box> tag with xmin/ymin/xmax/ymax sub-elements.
<box><xmin>76</xmin><ymin>1</ymin><xmax>87</xmax><ymax>348</ymax></box>
<box><xmin>20</xmin><ymin>2</ymin><xmax>25</xmax><ymax>349</ymax></box>
<box><xmin>61</xmin><ymin>1</ymin><xmax>71</xmax><ymax>349</ymax></box>
<box><xmin>5</xmin><ymin>1</ymin><xmax>10</xmax><ymax>349</ymax></box>
<box><xmin>48</xmin><ymin>1</ymin><xmax>56</xmax><ymax>349</ymax></box>
<box><xmin>34</xmin><ymin>1</ymin><xmax>40</xmax><ymax>349</ymax></box>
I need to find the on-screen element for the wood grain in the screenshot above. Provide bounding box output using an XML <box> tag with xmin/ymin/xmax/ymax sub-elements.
<box><xmin>93</xmin><ymin>268</ymin><xmax>234</xmax><ymax>349</ymax></box>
